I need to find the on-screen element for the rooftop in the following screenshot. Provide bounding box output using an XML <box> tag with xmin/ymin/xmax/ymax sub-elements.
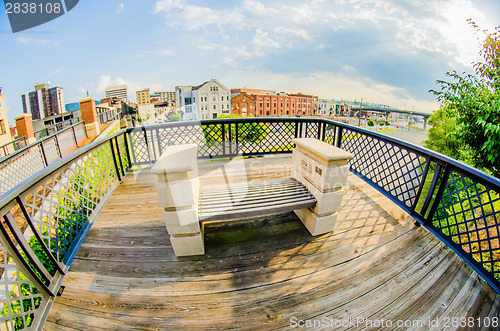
<box><xmin>45</xmin><ymin>156</ymin><xmax>499</xmax><ymax>329</ymax></box>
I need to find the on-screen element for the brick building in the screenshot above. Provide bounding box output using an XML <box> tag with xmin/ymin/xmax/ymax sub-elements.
<box><xmin>230</xmin><ymin>89</ymin><xmax>318</xmax><ymax>117</ymax></box>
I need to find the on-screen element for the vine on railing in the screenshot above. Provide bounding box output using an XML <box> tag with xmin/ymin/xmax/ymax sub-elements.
<box><xmin>0</xmin><ymin>132</ymin><xmax>129</xmax><ymax>330</ymax></box>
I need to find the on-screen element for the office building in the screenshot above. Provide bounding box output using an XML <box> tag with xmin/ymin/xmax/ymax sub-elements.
<box><xmin>136</xmin><ymin>88</ymin><xmax>150</xmax><ymax>106</ymax></box>
<box><xmin>105</xmin><ymin>85</ymin><xmax>128</xmax><ymax>100</ymax></box>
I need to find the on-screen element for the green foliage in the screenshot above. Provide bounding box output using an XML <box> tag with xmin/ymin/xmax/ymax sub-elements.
<box><xmin>1</xmin><ymin>273</ymin><xmax>41</xmax><ymax>330</ymax></box>
<box><xmin>203</xmin><ymin>115</ymin><xmax>270</xmax><ymax>146</ymax></box>
<box><xmin>385</xmin><ymin>121</ymin><xmax>390</xmax><ymax>126</ymax></box>
<box><xmin>430</xmin><ymin>21</ymin><xmax>500</xmax><ymax>177</ymax></box>
<box><xmin>424</xmin><ymin>105</ymin><xmax>462</xmax><ymax>161</ymax></box>
<box><xmin>367</xmin><ymin>119</ymin><xmax>374</xmax><ymax>126</ymax></box>
<box><xmin>168</xmin><ymin>112</ymin><xmax>182</xmax><ymax>122</ymax></box>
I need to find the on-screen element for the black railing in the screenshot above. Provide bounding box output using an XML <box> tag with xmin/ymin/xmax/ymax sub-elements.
<box><xmin>0</xmin><ymin>117</ymin><xmax>499</xmax><ymax>330</ymax></box>
<box><xmin>0</xmin><ymin>136</ymin><xmax>27</xmax><ymax>158</ymax></box>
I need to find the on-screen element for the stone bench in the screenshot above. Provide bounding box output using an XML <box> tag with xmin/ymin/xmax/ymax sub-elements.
<box><xmin>152</xmin><ymin>139</ymin><xmax>353</xmax><ymax>257</ymax></box>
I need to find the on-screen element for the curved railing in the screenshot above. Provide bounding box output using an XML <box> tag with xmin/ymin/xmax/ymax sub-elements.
<box><xmin>0</xmin><ymin>121</ymin><xmax>86</xmax><ymax>197</ymax></box>
<box><xmin>0</xmin><ymin>118</ymin><xmax>499</xmax><ymax>329</ymax></box>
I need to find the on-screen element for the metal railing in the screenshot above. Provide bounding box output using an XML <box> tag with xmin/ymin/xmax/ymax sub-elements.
<box><xmin>97</xmin><ymin>109</ymin><xmax>121</xmax><ymax>125</ymax></box>
<box><xmin>0</xmin><ymin>122</ymin><xmax>86</xmax><ymax>197</ymax></box>
<box><xmin>33</xmin><ymin>118</ymin><xmax>81</xmax><ymax>140</ymax></box>
<box><xmin>0</xmin><ymin>137</ymin><xmax>27</xmax><ymax>159</ymax></box>
<box><xmin>0</xmin><ymin>117</ymin><xmax>499</xmax><ymax>329</ymax></box>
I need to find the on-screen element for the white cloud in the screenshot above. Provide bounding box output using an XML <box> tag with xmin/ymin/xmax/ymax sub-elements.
<box><xmin>116</xmin><ymin>3</ymin><xmax>125</xmax><ymax>13</ymax></box>
<box><xmin>16</xmin><ymin>36</ymin><xmax>60</xmax><ymax>46</ymax></box>
<box><xmin>80</xmin><ymin>75</ymin><xmax>166</xmax><ymax>101</ymax></box>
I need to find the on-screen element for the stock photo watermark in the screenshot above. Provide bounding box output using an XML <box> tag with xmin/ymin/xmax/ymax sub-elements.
<box><xmin>289</xmin><ymin>316</ymin><xmax>500</xmax><ymax>329</ymax></box>
<box><xmin>3</xmin><ymin>0</ymin><xmax>79</xmax><ymax>33</ymax></box>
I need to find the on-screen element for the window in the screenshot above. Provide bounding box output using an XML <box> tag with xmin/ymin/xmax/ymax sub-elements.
<box><xmin>213</xmin><ymin>105</ymin><xmax>216</xmax><ymax>110</ymax></box>
<box><xmin>0</xmin><ymin>120</ymin><xmax>5</xmax><ymax>135</ymax></box>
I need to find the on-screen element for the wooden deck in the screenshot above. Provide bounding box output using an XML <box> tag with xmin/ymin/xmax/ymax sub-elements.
<box><xmin>45</xmin><ymin>156</ymin><xmax>500</xmax><ymax>330</ymax></box>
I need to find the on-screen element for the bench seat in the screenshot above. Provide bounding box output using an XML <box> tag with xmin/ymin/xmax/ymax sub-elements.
<box><xmin>199</xmin><ymin>178</ymin><xmax>317</xmax><ymax>222</ymax></box>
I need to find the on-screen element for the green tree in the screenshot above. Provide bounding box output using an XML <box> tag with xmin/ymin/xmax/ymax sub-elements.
<box><xmin>168</xmin><ymin>112</ymin><xmax>182</xmax><ymax>122</ymax></box>
<box><xmin>429</xmin><ymin>21</ymin><xmax>500</xmax><ymax>177</ymax></box>
<box><xmin>203</xmin><ymin>114</ymin><xmax>270</xmax><ymax>145</ymax></box>
<box><xmin>424</xmin><ymin>105</ymin><xmax>462</xmax><ymax>161</ymax></box>
<box><xmin>367</xmin><ymin>119</ymin><xmax>374</xmax><ymax>127</ymax></box>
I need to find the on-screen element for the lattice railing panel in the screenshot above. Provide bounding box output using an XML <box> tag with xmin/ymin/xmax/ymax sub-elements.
<box><xmin>340</xmin><ymin>128</ymin><xmax>426</xmax><ymax>208</ymax></box>
<box><xmin>129</xmin><ymin>129</ymin><xmax>150</xmax><ymax>164</ymax></box>
<box><xmin>0</xmin><ymin>236</ymin><xmax>44</xmax><ymax>330</ymax></box>
<box><xmin>74</xmin><ymin>123</ymin><xmax>86</xmax><ymax>144</ymax></box>
<box><xmin>432</xmin><ymin>171</ymin><xmax>500</xmax><ymax>282</ymax></box>
<box><xmin>323</xmin><ymin>124</ymin><xmax>336</xmax><ymax>145</ymax></box>
<box><xmin>41</xmin><ymin>137</ymin><xmax>61</xmax><ymax>165</ymax></box>
<box><xmin>304</xmin><ymin>122</ymin><xmax>320</xmax><ymax>138</ymax></box>
<box><xmin>57</xmin><ymin>129</ymin><xmax>76</xmax><ymax>157</ymax></box>
<box><xmin>21</xmin><ymin>142</ymin><xmax>118</xmax><ymax>265</ymax></box>
<box><xmin>117</xmin><ymin>134</ymin><xmax>130</xmax><ymax>171</ymax></box>
<box><xmin>0</xmin><ymin>146</ymin><xmax>46</xmax><ymax>197</ymax></box>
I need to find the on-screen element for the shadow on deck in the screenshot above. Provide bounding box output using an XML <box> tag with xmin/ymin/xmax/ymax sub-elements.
<box><xmin>45</xmin><ymin>156</ymin><xmax>500</xmax><ymax>330</ymax></box>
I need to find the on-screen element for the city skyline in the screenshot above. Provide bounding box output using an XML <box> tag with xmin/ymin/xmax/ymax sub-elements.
<box><xmin>1</xmin><ymin>0</ymin><xmax>500</xmax><ymax>124</ymax></box>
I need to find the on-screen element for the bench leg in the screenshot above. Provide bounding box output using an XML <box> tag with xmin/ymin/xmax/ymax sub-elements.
<box><xmin>170</xmin><ymin>231</ymin><xmax>205</xmax><ymax>257</ymax></box>
<box><xmin>294</xmin><ymin>208</ymin><xmax>338</xmax><ymax>236</ymax></box>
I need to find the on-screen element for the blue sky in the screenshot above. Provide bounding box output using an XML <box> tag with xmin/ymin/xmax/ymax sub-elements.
<box><xmin>1</xmin><ymin>0</ymin><xmax>500</xmax><ymax>124</ymax></box>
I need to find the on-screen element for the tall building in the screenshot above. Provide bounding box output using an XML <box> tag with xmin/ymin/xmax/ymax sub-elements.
<box><xmin>136</xmin><ymin>88</ymin><xmax>150</xmax><ymax>106</ymax></box>
<box><xmin>105</xmin><ymin>85</ymin><xmax>128</xmax><ymax>100</ymax></box>
<box><xmin>176</xmin><ymin>79</ymin><xmax>230</xmax><ymax>120</ymax></box>
<box><xmin>21</xmin><ymin>83</ymin><xmax>65</xmax><ymax>120</ymax></box>
<box><xmin>0</xmin><ymin>86</ymin><xmax>13</xmax><ymax>150</ymax></box>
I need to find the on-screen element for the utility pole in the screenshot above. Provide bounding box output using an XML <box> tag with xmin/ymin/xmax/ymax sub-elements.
<box><xmin>358</xmin><ymin>98</ymin><xmax>363</xmax><ymax>126</ymax></box>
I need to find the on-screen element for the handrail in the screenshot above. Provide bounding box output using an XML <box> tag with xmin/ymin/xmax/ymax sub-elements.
<box><xmin>0</xmin><ymin>118</ymin><xmax>499</xmax><ymax>330</ymax></box>
<box><xmin>0</xmin><ymin>129</ymin><xmax>128</xmax><ymax>330</ymax></box>
<box><xmin>0</xmin><ymin>121</ymin><xmax>87</xmax><ymax>197</ymax></box>
<box><xmin>0</xmin><ymin>136</ymin><xmax>27</xmax><ymax>158</ymax></box>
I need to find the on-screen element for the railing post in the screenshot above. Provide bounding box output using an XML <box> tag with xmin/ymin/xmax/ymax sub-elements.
<box><xmin>71</xmin><ymin>123</ymin><xmax>78</xmax><ymax>146</ymax></box>
<box><xmin>114</xmin><ymin>137</ymin><xmax>125</xmax><ymax>177</ymax></box>
<box><xmin>235</xmin><ymin>124</ymin><xmax>239</xmax><ymax>155</ymax></box>
<box><xmin>228</xmin><ymin>123</ymin><xmax>232</xmax><ymax>156</ymax></box>
<box><xmin>124</xmin><ymin>132</ymin><xmax>132</xmax><ymax>169</ymax></box>
<box><xmin>424</xmin><ymin>163</ymin><xmax>451</xmax><ymax>223</ymax></box>
<box><xmin>54</xmin><ymin>133</ymin><xmax>62</xmax><ymax>158</ymax></box>
<box><xmin>39</xmin><ymin>141</ymin><xmax>49</xmax><ymax>166</ymax></box>
<box><xmin>336</xmin><ymin>126</ymin><xmax>343</xmax><ymax>148</ymax></box>
<box><xmin>109</xmin><ymin>139</ymin><xmax>122</xmax><ymax>181</ymax></box>
<box><xmin>222</xmin><ymin>123</ymin><xmax>226</xmax><ymax>156</ymax></box>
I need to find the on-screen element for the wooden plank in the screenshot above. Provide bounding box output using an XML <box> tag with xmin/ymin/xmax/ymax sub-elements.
<box><xmin>45</xmin><ymin>157</ymin><xmax>500</xmax><ymax>329</ymax></box>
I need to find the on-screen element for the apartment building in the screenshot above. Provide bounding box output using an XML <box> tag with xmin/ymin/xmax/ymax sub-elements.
<box><xmin>21</xmin><ymin>83</ymin><xmax>65</xmax><ymax>120</ymax></box>
<box><xmin>176</xmin><ymin>79</ymin><xmax>230</xmax><ymax>120</ymax></box>
<box><xmin>136</xmin><ymin>88</ymin><xmax>150</xmax><ymax>106</ymax></box>
<box><xmin>231</xmin><ymin>89</ymin><xmax>318</xmax><ymax>117</ymax></box>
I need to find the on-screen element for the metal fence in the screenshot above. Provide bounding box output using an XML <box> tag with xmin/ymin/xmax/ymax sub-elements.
<box><xmin>97</xmin><ymin>109</ymin><xmax>121</xmax><ymax>125</ymax></box>
<box><xmin>0</xmin><ymin>118</ymin><xmax>499</xmax><ymax>329</ymax></box>
<box><xmin>0</xmin><ymin>122</ymin><xmax>86</xmax><ymax>197</ymax></box>
<box><xmin>0</xmin><ymin>137</ymin><xmax>27</xmax><ymax>159</ymax></box>
<box><xmin>34</xmin><ymin>118</ymin><xmax>81</xmax><ymax>140</ymax></box>
<box><xmin>127</xmin><ymin>118</ymin><xmax>500</xmax><ymax>293</ymax></box>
